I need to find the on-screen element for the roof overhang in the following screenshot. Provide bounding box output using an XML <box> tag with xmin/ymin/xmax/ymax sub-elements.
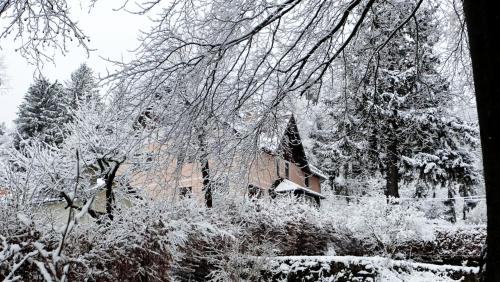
<box><xmin>308</xmin><ymin>164</ymin><xmax>328</xmax><ymax>180</ymax></box>
<box><xmin>274</xmin><ymin>179</ymin><xmax>326</xmax><ymax>199</ymax></box>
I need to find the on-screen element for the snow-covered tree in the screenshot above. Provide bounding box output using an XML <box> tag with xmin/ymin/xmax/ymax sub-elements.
<box><xmin>65</xmin><ymin>63</ymin><xmax>101</xmax><ymax>110</ymax></box>
<box><xmin>0</xmin><ymin>0</ymin><xmax>92</xmax><ymax>65</ymax></box>
<box><xmin>13</xmin><ymin>77</ymin><xmax>71</xmax><ymax>149</ymax></box>
<box><xmin>310</xmin><ymin>1</ymin><xmax>480</xmax><ymax>197</ymax></box>
<box><xmin>0</xmin><ymin>122</ymin><xmax>6</xmax><ymax>137</ymax></box>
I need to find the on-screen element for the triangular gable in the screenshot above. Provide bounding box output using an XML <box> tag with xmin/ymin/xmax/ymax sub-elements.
<box><xmin>277</xmin><ymin>115</ymin><xmax>312</xmax><ymax>175</ymax></box>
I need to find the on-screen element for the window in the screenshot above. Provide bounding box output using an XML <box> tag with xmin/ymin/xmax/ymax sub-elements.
<box><xmin>179</xmin><ymin>186</ymin><xmax>192</xmax><ymax>198</ymax></box>
<box><xmin>305</xmin><ymin>176</ymin><xmax>310</xmax><ymax>188</ymax></box>
<box><xmin>248</xmin><ymin>185</ymin><xmax>263</xmax><ymax>199</ymax></box>
<box><xmin>276</xmin><ymin>159</ymin><xmax>280</xmax><ymax>177</ymax></box>
<box><xmin>285</xmin><ymin>162</ymin><xmax>290</xmax><ymax>179</ymax></box>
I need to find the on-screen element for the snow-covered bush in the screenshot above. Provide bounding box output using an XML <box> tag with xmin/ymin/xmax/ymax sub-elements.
<box><xmin>465</xmin><ymin>199</ymin><xmax>487</xmax><ymax>225</ymax></box>
<box><xmin>225</xmin><ymin>197</ymin><xmax>330</xmax><ymax>256</ymax></box>
<box><xmin>0</xmin><ymin>194</ymin><xmax>485</xmax><ymax>281</ymax></box>
<box><xmin>325</xmin><ymin>197</ymin><xmax>436</xmax><ymax>256</ymax></box>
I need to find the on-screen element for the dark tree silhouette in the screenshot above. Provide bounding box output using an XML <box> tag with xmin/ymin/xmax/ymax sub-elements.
<box><xmin>463</xmin><ymin>1</ymin><xmax>500</xmax><ymax>280</ymax></box>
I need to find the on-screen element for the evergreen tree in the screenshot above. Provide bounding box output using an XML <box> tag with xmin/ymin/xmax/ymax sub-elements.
<box><xmin>65</xmin><ymin>63</ymin><xmax>100</xmax><ymax>110</ymax></box>
<box><xmin>0</xmin><ymin>122</ymin><xmax>8</xmax><ymax>148</ymax></box>
<box><xmin>311</xmin><ymin>1</ymin><xmax>480</xmax><ymax>197</ymax></box>
<box><xmin>13</xmin><ymin>77</ymin><xmax>71</xmax><ymax>149</ymax></box>
<box><xmin>0</xmin><ymin>122</ymin><xmax>6</xmax><ymax>137</ymax></box>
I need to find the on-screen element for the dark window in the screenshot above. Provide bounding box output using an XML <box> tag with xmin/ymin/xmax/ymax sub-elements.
<box><xmin>305</xmin><ymin>176</ymin><xmax>310</xmax><ymax>187</ymax></box>
<box><xmin>276</xmin><ymin>159</ymin><xmax>280</xmax><ymax>177</ymax></box>
<box><xmin>179</xmin><ymin>187</ymin><xmax>192</xmax><ymax>198</ymax></box>
<box><xmin>248</xmin><ymin>185</ymin><xmax>262</xmax><ymax>198</ymax></box>
<box><xmin>285</xmin><ymin>162</ymin><xmax>290</xmax><ymax>179</ymax></box>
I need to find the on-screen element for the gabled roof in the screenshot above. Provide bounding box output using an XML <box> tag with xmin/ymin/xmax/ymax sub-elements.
<box><xmin>225</xmin><ymin>111</ymin><xmax>327</xmax><ymax>180</ymax></box>
<box><xmin>259</xmin><ymin>114</ymin><xmax>326</xmax><ymax>180</ymax></box>
<box><xmin>258</xmin><ymin>113</ymin><xmax>294</xmax><ymax>154</ymax></box>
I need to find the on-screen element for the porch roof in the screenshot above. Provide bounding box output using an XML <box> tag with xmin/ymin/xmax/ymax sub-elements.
<box><xmin>274</xmin><ymin>179</ymin><xmax>326</xmax><ymax>199</ymax></box>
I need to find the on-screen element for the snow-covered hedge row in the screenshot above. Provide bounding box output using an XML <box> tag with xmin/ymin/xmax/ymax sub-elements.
<box><xmin>0</xmin><ymin>196</ymin><xmax>486</xmax><ymax>281</ymax></box>
<box><xmin>394</xmin><ymin>225</ymin><xmax>486</xmax><ymax>266</ymax></box>
<box><xmin>260</xmin><ymin>256</ymin><xmax>479</xmax><ymax>282</ymax></box>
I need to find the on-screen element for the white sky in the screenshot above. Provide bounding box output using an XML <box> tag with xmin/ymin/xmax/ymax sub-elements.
<box><xmin>0</xmin><ymin>1</ymin><xmax>152</xmax><ymax>127</ymax></box>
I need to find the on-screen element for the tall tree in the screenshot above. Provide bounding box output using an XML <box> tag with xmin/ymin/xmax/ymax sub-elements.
<box><xmin>13</xmin><ymin>77</ymin><xmax>71</xmax><ymax>149</ymax></box>
<box><xmin>463</xmin><ymin>1</ymin><xmax>500</xmax><ymax>280</ymax></box>
<box><xmin>65</xmin><ymin>63</ymin><xmax>100</xmax><ymax>110</ymax></box>
<box><xmin>0</xmin><ymin>122</ymin><xmax>6</xmax><ymax>137</ymax></box>
<box><xmin>311</xmin><ymin>1</ymin><xmax>480</xmax><ymax>197</ymax></box>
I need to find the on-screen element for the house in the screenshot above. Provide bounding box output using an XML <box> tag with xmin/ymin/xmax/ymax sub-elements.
<box><xmin>0</xmin><ymin>115</ymin><xmax>326</xmax><ymax>224</ymax></box>
<box><xmin>130</xmin><ymin>114</ymin><xmax>327</xmax><ymax>205</ymax></box>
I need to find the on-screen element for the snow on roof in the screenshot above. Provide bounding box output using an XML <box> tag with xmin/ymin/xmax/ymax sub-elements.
<box><xmin>222</xmin><ymin>112</ymin><xmax>292</xmax><ymax>154</ymax></box>
<box><xmin>275</xmin><ymin>179</ymin><xmax>325</xmax><ymax>199</ymax></box>
<box><xmin>308</xmin><ymin>164</ymin><xmax>328</xmax><ymax>179</ymax></box>
<box><xmin>257</xmin><ymin>113</ymin><xmax>293</xmax><ymax>153</ymax></box>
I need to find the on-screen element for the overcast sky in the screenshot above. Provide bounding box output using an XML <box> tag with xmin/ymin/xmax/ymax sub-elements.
<box><xmin>0</xmin><ymin>1</ymin><xmax>152</xmax><ymax>127</ymax></box>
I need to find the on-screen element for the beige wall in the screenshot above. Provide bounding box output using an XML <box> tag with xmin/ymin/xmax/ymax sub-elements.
<box><xmin>120</xmin><ymin>150</ymin><xmax>322</xmax><ymax>202</ymax></box>
<box><xmin>38</xmin><ymin>152</ymin><xmax>323</xmax><ymax>225</ymax></box>
<box><xmin>273</xmin><ymin>155</ymin><xmax>321</xmax><ymax>193</ymax></box>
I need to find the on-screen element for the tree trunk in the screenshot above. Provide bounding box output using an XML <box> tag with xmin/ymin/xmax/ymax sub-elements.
<box><xmin>198</xmin><ymin>131</ymin><xmax>212</xmax><ymax>208</ymax></box>
<box><xmin>444</xmin><ymin>186</ymin><xmax>457</xmax><ymax>223</ymax></box>
<box><xmin>385</xmin><ymin>137</ymin><xmax>399</xmax><ymax>198</ymax></box>
<box><xmin>463</xmin><ymin>1</ymin><xmax>500</xmax><ymax>280</ymax></box>
<box><xmin>201</xmin><ymin>158</ymin><xmax>212</xmax><ymax>208</ymax></box>
<box><xmin>97</xmin><ymin>158</ymin><xmax>125</xmax><ymax>221</ymax></box>
<box><xmin>106</xmin><ymin>161</ymin><xmax>123</xmax><ymax>221</ymax></box>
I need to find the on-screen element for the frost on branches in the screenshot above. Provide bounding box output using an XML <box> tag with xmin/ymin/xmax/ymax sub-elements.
<box><xmin>13</xmin><ymin>77</ymin><xmax>71</xmax><ymax>150</ymax></box>
<box><xmin>310</xmin><ymin>1</ymin><xmax>480</xmax><ymax>198</ymax></box>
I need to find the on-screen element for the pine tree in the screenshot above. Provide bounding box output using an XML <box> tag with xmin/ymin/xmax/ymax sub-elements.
<box><xmin>0</xmin><ymin>122</ymin><xmax>8</xmax><ymax>148</ymax></box>
<box><xmin>13</xmin><ymin>77</ymin><xmax>71</xmax><ymax>149</ymax></box>
<box><xmin>0</xmin><ymin>122</ymin><xmax>6</xmax><ymax>137</ymax></box>
<box><xmin>65</xmin><ymin>63</ymin><xmax>100</xmax><ymax>110</ymax></box>
<box><xmin>311</xmin><ymin>1</ymin><xmax>480</xmax><ymax>197</ymax></box>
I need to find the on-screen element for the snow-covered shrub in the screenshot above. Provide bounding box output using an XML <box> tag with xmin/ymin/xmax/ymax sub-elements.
<box><xmin>227</xmin><ymin>197</ymin><xmax>330</xmax><ymax>256</ymax></box>
<box><xmin>0</xmin><ymin>194</ymin><xmax>485</xmax><ymax>281</ymax></box>
<box><xmin>1</xmin><ymin>199</ymin><xmax>228</xmax><ymax>281</ymax></box>
<box><xmin>261</xmin><ymin>256</ymin><xmax>480</xmax><ymax>282</ymax></box>
<box><xmin>325</xmin><ymin>197</ymin><xmax>436</xmax><ymax>256</ymax></box>
<box><xmin>465</xmin><ymin>199</ymin><xmax>487</xmax><ymax>225</ymax></box>
<box><xmin>393</xmin><ymin>224</ymin><xmax>486</xmax><ymax>266</ymax></box>
<box><xmin>205</xmin><ymin>197</ymin><xmax>331</xmax><ymax>280</ymax></box>
<box><xmin>0</xmin><ymin>211</ymin><xmax>48</xmax><ymax>281</ymax></box>
<box><xmin>65</xmin><ymin>205</ymin><xmax>177</xmax><ymax>281</ymax></box>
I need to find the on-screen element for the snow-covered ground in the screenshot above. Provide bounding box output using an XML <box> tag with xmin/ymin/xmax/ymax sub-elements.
<box><xmin>266</xmin><ymin>255</ymin><xmax>479</xmax><ymax>281</ymax></box>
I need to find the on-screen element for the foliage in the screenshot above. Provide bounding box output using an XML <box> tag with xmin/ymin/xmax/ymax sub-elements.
<box><xmin>13</xmin><ymin>77</ymin><xmax>71</xmax><ymax>149</ymax></box>
<box><xmin>65</xmin><ymin>63</ymin><xmax>101</xmax><ymax>111</ymax></box>
<box><xmin>0</xmin><ymin>0</ymin><xmax>92</xmax><ymax>65</ymax></box>
<box><xmin>0</xmin><ymin>195</ymin><xmax>485</xmax><ymax>281</ymax></box>
<box><xmin>310</xmin><ymin>1</ymin><xmax>481</xmax><ymax>196</ymax></box>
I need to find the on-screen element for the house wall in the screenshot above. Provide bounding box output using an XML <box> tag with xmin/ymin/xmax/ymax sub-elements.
<box><xmin>38</xmin><ymin>189</ymin><xmax>132</xmax><ymax>226</ymax></box>
<box><xmin>273</xmin><ymin>156</ymin><xmax>321</xmax><ymax>193</ymax></box>
<box><xmin>242</xmin><ymin>152</ymin><xmax>322</xmax><ymax>195</ymax></box>
<box><xmin>120</xmin><ymin>150</ymin><xmax>322</xmax><ymax>202</ymax></box>
<box><xmin>247</xmin><ymin>152</ymin><xmax>278</xmax><ymax>190</ymax></box>
<box><xmin>125</xmin><ymin>160</ymin><xmax>205</xmax><ymax>202</ymax></box>
<box><xmin>310</xmin><ymin>176</ymin><xmax>321</xmax><ymax>193</ymax></box>
<box><xmin>37</xmin><ymin>151</ymin><xmax>323</xmax><ymax>226</ymax></box>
